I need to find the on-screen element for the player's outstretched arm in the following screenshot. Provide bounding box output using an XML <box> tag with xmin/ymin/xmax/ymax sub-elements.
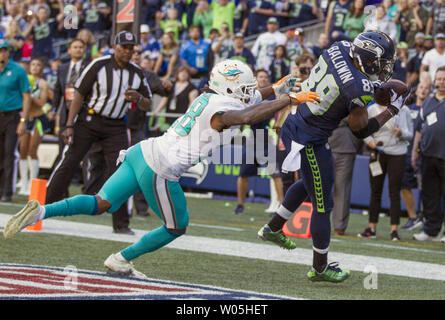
<box><xmin>210</xmin><ymin>91</ymin><xmax>319</xmax><ymax>132</ymax></box>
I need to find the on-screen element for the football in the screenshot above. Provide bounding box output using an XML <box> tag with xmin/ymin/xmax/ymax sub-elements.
<box><xmin>373</xmin><ymin>79</ymin><xmax>408</xmax><ymax>106</ymax></box>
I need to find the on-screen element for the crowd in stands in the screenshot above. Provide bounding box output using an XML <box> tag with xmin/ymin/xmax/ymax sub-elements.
<box><xmin>0</xmin><ymin>0</ymin><xmax>445</xmax><ymax>241</ymax></box>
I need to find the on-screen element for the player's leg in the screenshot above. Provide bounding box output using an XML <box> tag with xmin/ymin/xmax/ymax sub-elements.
<box><xmin>3</xmin><ymin>153</ymin><xmax>140</xmax><ymax>239</ymax></box>
<box><xmin>258</xmin><ymin>179</ymin><xmax>307</xmax><ymax>249</ymax></box>
<box><xmin>300</xmin><ymin>144</ymin><xmax>349</xmax><ymax>283</ymax></box>
<box><xmin>104</xmin><ymin>143</ymin><xmax>188</xmax><ymax>271</ymax></box>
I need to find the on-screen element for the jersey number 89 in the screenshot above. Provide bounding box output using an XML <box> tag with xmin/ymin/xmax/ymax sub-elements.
<box><xmin>300</xmin><ymin>57</ymin><xmax>340</xmax><ymax>115</ymax></box>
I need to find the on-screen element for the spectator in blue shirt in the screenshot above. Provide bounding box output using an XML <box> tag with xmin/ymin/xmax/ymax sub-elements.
<box><xmin>140</xmin><ymin>24</ymin><xmax>160</xmax><ymax>59</ymax></box>
<box><xmin>180</xmin><ymin>25</ymin><xmax>212</xmax><ymax>80</ymax></box>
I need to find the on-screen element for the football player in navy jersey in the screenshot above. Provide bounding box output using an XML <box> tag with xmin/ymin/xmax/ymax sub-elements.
<box><xmin>258</xmin><ymin>31</ymin><xmax>411</xmax><ymax>283</ymax></box>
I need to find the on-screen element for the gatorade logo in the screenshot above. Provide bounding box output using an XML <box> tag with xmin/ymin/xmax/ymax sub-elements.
<box><xmin>282</xmin><ymin>202</ymin><xmax>312</xmax><ymax>238</ymax></box>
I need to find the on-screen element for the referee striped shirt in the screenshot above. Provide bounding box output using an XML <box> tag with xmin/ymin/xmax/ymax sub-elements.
<box><xmin>74</xmin><ymin>55</ymin><xmax>152</xmax><ymax>119</ymax></box>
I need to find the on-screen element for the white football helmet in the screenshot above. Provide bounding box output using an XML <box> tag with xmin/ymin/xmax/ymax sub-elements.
<box><xmin>208</xmin><ymin>59</ymin><xmax>258</xmax><ymax>101</ymax></box>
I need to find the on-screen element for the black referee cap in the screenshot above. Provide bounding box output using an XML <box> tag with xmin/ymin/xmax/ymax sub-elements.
<box><xmin>114</xmin><ymin>31</ymin><xmax>138</xmax><ymax>46</ymax></box>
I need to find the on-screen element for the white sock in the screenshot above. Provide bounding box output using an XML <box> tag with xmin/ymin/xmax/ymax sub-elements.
<box><xmin>29</xmin><ymin>159</ymin><xmax>39</xmax><ymax>180</ymax></box>
<box><xmin>38</xmin><ymin>205</ymin><xmax>46</xmax><ymax>221</ymax></box>
<box><xmin>19</xmin><ymin>159</ymin><xmax>28</xmax><ymax>190</ymax></box>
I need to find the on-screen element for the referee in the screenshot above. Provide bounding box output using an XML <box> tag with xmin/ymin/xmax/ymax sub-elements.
<box><xmin>46</xmin><ymin>31</ymin><xmax>152</xmax><ymax>234</ymax></box>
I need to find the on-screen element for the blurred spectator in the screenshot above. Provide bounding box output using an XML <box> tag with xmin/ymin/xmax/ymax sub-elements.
<box><xmin>45</xmin><ymin>57</ymin><xmax>61</xmax><ymax>101</ymax></box>
<box><xmin>329</xmin><ymin>117</ymin><xmax>363</xmax><ymax>236</ymax></box>
<box><xmin>395</xmin><ymin>0</ymin><xmax>410</xmax><ymax>43</ymax></box>
<box><xmin>76</xmin><ymin>28</ymin><xmax>99</xmax><ymax>61</ymax></box>
<box><xmin>420</xmin><ymin>33</ymin><xmax>445</xmax><ymax>82</ymax></box>
<box><xmin>400</xmin><ymin>0</ymin><xmax>429</xmax><ymax>49</ymax></box>
<box><xmin>293</xmin><ymin>53</ymin><xmax>315</xmax><ymax>81</ymax></box>
<box><xmin>18</xmin><ymin>57</ymin><xmax>49</xmax><ymax>196</ymax></box>
<box><xmin>246</xmin><ymin>0</ymin><xmax>275</xmax><ymax>36</ymax></box>
<box><xmin>208</xmin><ymin>28</ymin><xmax>220</xmax><ymax>43</ymax></box>
<box><xmin>359</xmin><ymin>102</ymin><xmax>413</xmax><ymax>241</ymax></box>
<box><xmin>382</xmin><ymin>0</ymin><xmax>399</xmax><ymax>19</ymax></box>
<box><xmin>153</xmin><ymin>66</ymin><xmax>198</xmax><ymax>127</ymax></box>
<box><xmin>251</xmin><ymin>17</ymin><xmax>286</xmax><ymax>71</ymax></box>
<box><xmin>412</xmin><ymin>66</ymin><xmax>445</xmax><ymax>242</ymax></box>
<box><xmin>142</xmin><ymin>0</ymin><xmax>162</xmax><ymax>29</ymax></box>
<box><xmin>140</xmin><ymin>24</ymin><xmax>160</xmax><ymax>61</ymax></box>
<box><xmin>211</xmin><ymin>22</ymin><xmax>234</xmax><ymax>64</ymax></box>
<box><xmin>82</xmin><ymin>0</ymin><xmax>111</xmax><ymax>37</ymax></box>
<box><xmin>4</xmin><ymin>20</ymin><xmax>24</xmax><ymax>62</ymax></box>
<box><xmin>288</xmin><ymin>0</ymin><xmax>321</xmax><ymax>26</ymax></box>
<box><xmin>154</xmin><ymin>33</ymin><xmax>179</xmax><ymax>80</ymax></box>
<box><xmin>269</xmin><ymin>45</ymin><xmax>290</xmax><ymax>84</ymax></box>
<box><xmin>233</xmin><ymin>0</ymin><xmax>248</xmax><ymax>35</ymax></box>
<box><xmin>426</xmin><ymin>0</ymin><xmax>445</xmax><ymax>36</ymax></box>
<box><xmin>274</xmin><ymin>0</ymin><xmax>290</xmax><ymax>28</ymax></box>
<box><xmin>210</xmin><ymin>0</ymin><xmax>236</xmax><ymax>33</ymax></box>
<box><xmin>337</xmin><ymin>0</ymin><xmax>366</xmax><ymax>41</ymax></box>
<box><xmin>180</xmin><ymin>25</ymin><xmax>212</xmax><ymax>80</ymax></box>
<box><xmin>325</xmin><ymin>0</ymin><xmax>352</xmax><ymax>43</ymax></box>
<box><xmin>421</xmin><ymin>0</ymin><xmax>436</xmax><ymax>13</ymax></box>
<box><xmin>0</xmin><ymin>2</ymin><xmax>27</xmax><ymax>33</ymax></box>
<box><xmin>285</xmin><ymin>28</ymin><xmax>313</xmax><ymax>68</ymax></box>
<box><xmin>311</xmin><ymin>33</ymin><xmax>329</xmax><ymax>59</ymax></box>
<box><xmin>233</xmin><ymin>69</ymin><xmax>283</xmax><ymax>215</ymax></box>
<box><xmin>407</xmin><ymin>32</ymin><xmax>427</xmax><ymax>86</ymax></box>
<box><xmin>21</xmin><ymin>33</ymin><xmax>33</xmax><ymax>62</ymax></box>
<box><xmin>227</xmin><ymin>32</ymin><xmax>255</xmax><ymax>70</ymax></box>
<box><xmin>0</xmin><ymin>39</ymin><xmax>31</xmax><ymax>201</ymax></box>
<box><xmin>23</xmin><ymin>5</ymin><xmax>63</xmax><ymax>63</ymax></box>
<box><xmin>392</xmin><ymin>41</ymin><xmax>408</xmax><ymax>82</ymax></box>
<box><xmin>192</xmin><ymin>0</ymin><xmax>213</xmax><ymax>39</ymax></box>
<box><xmin>400</xmin><ymin>81</ymin><xmax>431</xmax><ymax>230</ymax></box>
<box><xmin>364</xmin><ymin>5</ymin><xmax>398</xmax><ymax>41</ymax></box>
<box><xmin>423</xmin><ymin>34</ymin><xmax>434</xmax><ymax>51</ymax></box>
<box><xmin>160</xmin><ymin>8</ymin><xmax>183</xmax><ymax>41</ymax></box>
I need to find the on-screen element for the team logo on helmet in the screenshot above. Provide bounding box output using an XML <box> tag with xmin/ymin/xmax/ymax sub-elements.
<box><xmin>218</xmin><ymin>65</ymin><xmax>243</xmax><ymax>81</ymax></box>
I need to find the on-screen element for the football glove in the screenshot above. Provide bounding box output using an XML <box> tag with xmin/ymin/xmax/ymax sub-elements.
<box><xmin>389</xmin><ymin>87</ymin><xmax>412</xmax><ymax>114</ymax></box>
<box><xmin>289</xmin><ymin>91</ymin><xmax>320</xmax><ymax>105</ymax></box>
<box><xmin>273</xmin><ymin>74</ymin><xmax>301</xmax><ymax>97</ymax></box>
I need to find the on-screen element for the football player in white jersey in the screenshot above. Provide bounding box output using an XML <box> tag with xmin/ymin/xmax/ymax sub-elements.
<box><xmin>4</xmin><ymin>59</ymin><xmax>319</xmax><ymax>278</ymax></box>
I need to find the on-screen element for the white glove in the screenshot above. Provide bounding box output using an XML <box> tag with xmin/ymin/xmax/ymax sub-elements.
<box><xmin>389</xmin><ymin>87</ymin><xmax>411</xmax><ymax>114</ymax></box>
<box><xmin>272</xmin><ymin>75</ymin><xmax>301</xmax><ymax>97</ymax></box>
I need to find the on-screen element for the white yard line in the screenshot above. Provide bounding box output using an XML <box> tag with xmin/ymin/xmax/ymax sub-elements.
<box><xmin>0</xmin><ymin>214</ymin><xmax>444</xmax><ymax>282</ymax></box>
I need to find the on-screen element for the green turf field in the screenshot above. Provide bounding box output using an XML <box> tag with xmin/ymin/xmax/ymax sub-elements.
<box><xmin>0</xmin><ymin>187</ymin><xmax>444</xmax><ymax>300</ymax></box>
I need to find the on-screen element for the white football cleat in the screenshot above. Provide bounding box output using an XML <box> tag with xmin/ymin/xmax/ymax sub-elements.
<box><xmin>413</xmin><ymin>231</ymin><xmax>441</xmax><ymax>242</ymax></box>
<box><xmin>104</xmin><ymin>253</ymin><xmax>148</xmax><ymax>279</ymax></box>
<box><xmin>3</xmin><ymin>200</ymin><xmax>41</xmax><ymax>239</ymax></box>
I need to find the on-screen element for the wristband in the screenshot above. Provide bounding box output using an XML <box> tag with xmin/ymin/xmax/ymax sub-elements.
<box><xmin>65</xmin><ymin>125</ymin><xmax>74</xmax><ymax>129</ymax></box>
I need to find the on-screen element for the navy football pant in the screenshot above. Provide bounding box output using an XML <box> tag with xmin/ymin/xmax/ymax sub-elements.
<box><xmin>281</xmin><ymin>143</ymin><xmax>334</xmax><ymax>252</ymax></box>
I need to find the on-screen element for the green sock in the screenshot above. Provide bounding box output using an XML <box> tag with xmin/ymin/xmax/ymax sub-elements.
<box><xmin>120</xmin><ymin>226</ymin><xmax>181</xmax><ymax>261</ymax></box>
<box><xmin>44</xmin><ymin>195</ymin><xmax>98</xmax><ymax>219</ymax></box>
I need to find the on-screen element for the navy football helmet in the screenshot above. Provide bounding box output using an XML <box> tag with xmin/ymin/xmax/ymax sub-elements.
<box><xmin>351</xmin><ymin>31</ymin><xmax>396</xmax><ymax>82</ymax></box>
